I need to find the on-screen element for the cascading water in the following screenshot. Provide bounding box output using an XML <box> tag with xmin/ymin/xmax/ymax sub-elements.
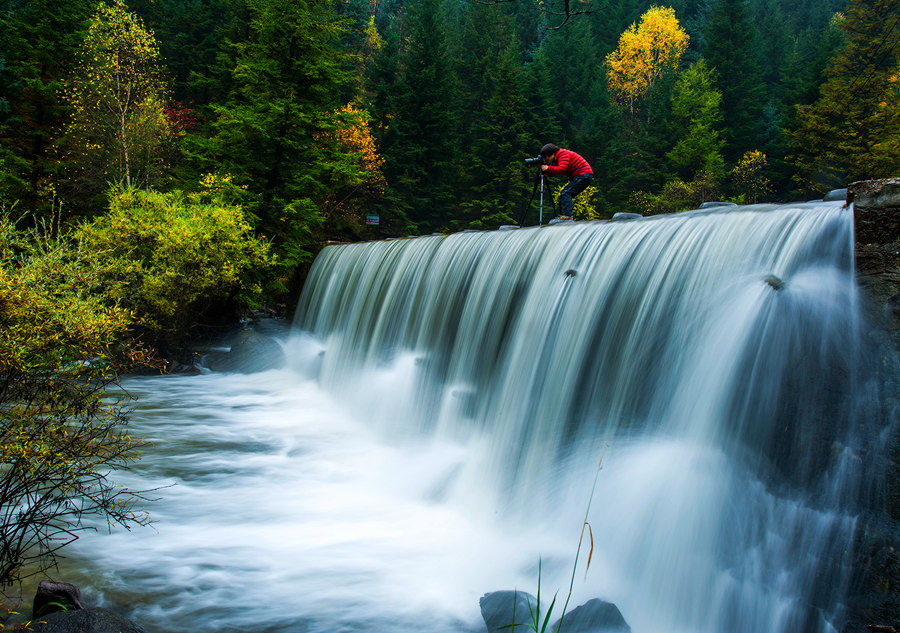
<box><xmin>58</xmin><ymin>202</ymin><xmax>884</xmax><ymax>633</ymax></box>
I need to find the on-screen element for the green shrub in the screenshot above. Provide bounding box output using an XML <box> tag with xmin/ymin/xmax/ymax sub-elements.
<box><xmin>77</xmin><ymin>187</ymin><xmax>275</xmax><ymax>341</ymax></box>
<box><xmin>0</xmin><ymin>211</ymin><xmax>155</xmax><ymax>586</ymax></box>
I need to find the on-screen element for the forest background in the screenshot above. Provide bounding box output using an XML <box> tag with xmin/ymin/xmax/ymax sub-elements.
<box><xmin>0</xmin><ymin>0</ymin><xmax>899</xmax><ymax>589</ymax></box>
<box><xmin>1</xmin><ymin>0</ymin><xmax>900</xmax><ymax>350</ymax></box>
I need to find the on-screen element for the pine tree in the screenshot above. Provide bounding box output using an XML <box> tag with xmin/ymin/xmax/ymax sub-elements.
<box><xmin>459</xmin><ymin>8</ymin><xmax>531</xmax><ymax>228</ymax></box>
<box><xmin>702</xmin><ymin>0</ymin><xmax>765</xmax><ymax>163</ymax></box>
<box><xmin>521</xmin><ymin>46</ymin><xmax>563</xmax><ymax>153</ymax></box>
<box><xmin>378</xmin><ymin>0</ymin><xmax>461</xmax><ymax>233</ymax></box>
<box><xmin>789</xmin><ymin>0</ymin><xmax>900</xmax><ymax>192</ymax></box>
<box><xmin>193</xmin><ymin>0</ymin><xmax>355</xmax><ymax>260</ymax></box>
<box><xmin>667</xmin><ymin>59</ymin><xmax>725</xmax><ymax>181</ymax></box>
<box><xmin>0</xmin><ymin>0</ymin><xmax>94</xmax><ymax>215</ymax></box>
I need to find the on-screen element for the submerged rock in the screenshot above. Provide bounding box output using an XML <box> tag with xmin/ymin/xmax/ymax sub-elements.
<box><xmin>204</xmin><ymin>329</ymin><xmax>287</xmax><ymax>373</ymax></box>
<box><xmin>26</xmin><ymin>581</ymin><xmax>147</xmax><ymax>633</ymax></box>
<box><xmin>764</xmin><ymin>275</ymin><xmax>785</xmax><ymax>291</ymax></box>
<box><xmin>824</xmin><ymin>188</ymin><xmax>848</xmax><ymax>202</ymax></box>
<box><xmin>33</xmin><ymin>580</ymin><xmax>85</xmax><ymax>618</ymax></box>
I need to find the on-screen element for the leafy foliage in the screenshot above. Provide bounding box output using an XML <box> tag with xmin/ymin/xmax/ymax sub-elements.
<box><xmin>0</xmin><ymin>0</ymin><xmax>890</xmax><ymax>275</ymax></box>
<box><xmin>666</xmin><ymin>59</ymin><xmax>725</xmax><ymax>180</ymax></box>
<box><xmin>628</xmin><ymin>165</ymin><xmax>725</xmax><ymax>214</ymax></box>
<box><xmin>75</xmin><ymin>187</ymin><xmax>273</xmax><ymax>342</ymax></box>
<box><xmin>185</xmin><ymin>0</ymin><xmax>355</xmax><ymax>275</ymax></box>
<box><xmin>605</xmin><ymin>6</ymin><xmax>689</xmax><ymax>115</ymax></box>
<box><xmin>315</xmin><ymin>104</ymin><xmax>388</xmax><ymax>238</ymax></box>
<box><xmin>60</xmin><ymin>0</ymin><xmax>172</xmax><ymax>207</ymax></box>
<box><xmin>730</xmin><ymin>150</ymin><xmax>771</xmax><ymax>203</ymax></box>
<box><xmin>0</xmin><ymin>209</ymin><xmax>156</xmax><ymax>586</ymax></box>
<box><xmin>789</xmin><ymin>0</ymin><xmax>900</xmax><ymax>192</ymax></box>
<box><xmin>551</xmin><ymin>182</ymin><xmax>602</xmax><ymax>220</ymax></box>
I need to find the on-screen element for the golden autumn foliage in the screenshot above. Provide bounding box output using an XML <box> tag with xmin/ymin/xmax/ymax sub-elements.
<box><xmin>333</xmin><ymin>105</ymin><xmax>386</xmax><ymax>193</ymax></box>
<box><xmin>552</xmin><ymin>183</ymin><xmax>601</xmax><ymax>220</ymax></box>
<box><xmin>316</xmin><ymin>104</ymin><xmax>387</xmax><ymax>229</ymax></box>
<box><xmin>605</xmin><ymin>6</ymin><xmax>689</xmax><ymax>114</ymax></box>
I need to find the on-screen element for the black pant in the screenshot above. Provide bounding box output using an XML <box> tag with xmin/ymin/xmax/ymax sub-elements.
<box><xmin>558</xmin><ymin>174</ymin><xmax>593</xmax><ymax>218</ymax></box>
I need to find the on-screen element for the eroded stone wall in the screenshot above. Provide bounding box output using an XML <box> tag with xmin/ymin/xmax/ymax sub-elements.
<box><xmin>847</xmin><ymin>177</ymin><xmax>900</xmax><ymax>632</ymax></box>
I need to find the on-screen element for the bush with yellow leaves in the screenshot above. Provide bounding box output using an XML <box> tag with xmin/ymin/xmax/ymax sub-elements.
<box><xmin>76</xmin><ymin>187</ymin><xmax>275</xmax><ymax>345</ymax></box>
<box><xmin>0</xmin><ymin>210</ymin><xmax>157</xmax><ymax>586</ymax></box>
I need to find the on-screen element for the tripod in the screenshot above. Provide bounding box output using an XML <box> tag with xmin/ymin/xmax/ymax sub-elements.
<box><xmin>519</xmin><ymin>169</ymin><xmax>548</xmax><ymax>226</ymax></box>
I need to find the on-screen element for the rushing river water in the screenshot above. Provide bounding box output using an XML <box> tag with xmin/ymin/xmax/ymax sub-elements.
<box><xmin>56</xmin><ymin>202</ymin><xmax>886</xmax><ymax>633</ymax></box>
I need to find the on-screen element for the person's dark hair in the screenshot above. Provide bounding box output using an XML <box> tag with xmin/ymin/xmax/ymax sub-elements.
<box><xmin>540</xmin><ymin>143</ymin><xmax>560</xmax><ymax>158</ymax></box>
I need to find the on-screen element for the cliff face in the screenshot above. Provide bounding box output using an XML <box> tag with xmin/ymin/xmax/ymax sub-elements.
<box><xmin>853</xmin><ymin>177</ymin><xmax>900</xmax><ymax>331</ymax></box>
<box><xmin>848</xmin><ymin>178</ymin><xmax>900</xmax><ymax>632</ymax></box>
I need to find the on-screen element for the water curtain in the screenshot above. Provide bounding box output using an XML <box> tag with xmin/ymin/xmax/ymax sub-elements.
<box><xmin>294</xmin><ymin>203</ymin><xmax>879</xmax><ymax>633</ymax></box>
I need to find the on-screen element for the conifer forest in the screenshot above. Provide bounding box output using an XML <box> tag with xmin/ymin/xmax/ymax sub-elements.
<box><xmin>1</xmin><ymin>0</ymin><xmax>899</xmax><ymax>331</ymax></box>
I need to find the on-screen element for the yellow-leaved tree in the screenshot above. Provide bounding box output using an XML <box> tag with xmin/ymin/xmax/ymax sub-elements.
<box><xmin>605</xmin><ymin>6</ymin><xmax>689</xmax><ymax>116</ymax></box>
<box><xmin>61</xmin><ymin>0</ymin><xmax>171</xmax><ymax>203</ymax></box>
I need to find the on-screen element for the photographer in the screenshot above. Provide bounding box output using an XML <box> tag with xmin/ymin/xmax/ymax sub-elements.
<box><xmin>538</xmin><ymin>143</ymin><xmax>593</xmax><ymax>221</ymax></box>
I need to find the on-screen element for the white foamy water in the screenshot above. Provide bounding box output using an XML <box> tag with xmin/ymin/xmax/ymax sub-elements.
<box><xmin>56</xmin><ymin>203</ymin><xmax>882</xmax><ymax>633</ymax></box>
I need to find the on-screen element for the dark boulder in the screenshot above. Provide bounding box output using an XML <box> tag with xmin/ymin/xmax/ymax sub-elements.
<box><xmin>611</xmin><ymin>213</ymin><xmax>642</xmax><ymax>222</ymax></box>
<box><xmin>552</xmin><ymin>598</ymin><xmax>631</xmax><ymax>633</ymax></box>
<box><xmin>480</xmin><ymin>591</ymin><xmax>539</xmax><ymax>632</ymax></box>
<box><xmin>204</xmin><ymin>329</ymin><xmax>287</xmax><ymax>373</ymax></box>
<box><xmin>33</xmin><ymin>580</ymin><xmax>85</xmax><ymax>618</ymax></box>
<box><xmin>30</xmin><ymin>608</ymin><xmax>148</xmax><ymax>633</ymax></box>
<box><xmin>480</xmin><ymin>592</ymin><xmax>632</xmax><ymax>633</ymax></box>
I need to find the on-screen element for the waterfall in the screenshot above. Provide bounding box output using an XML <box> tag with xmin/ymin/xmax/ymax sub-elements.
<box><xmin>291</xmin><ymin>202</ymin><xmax>880</xmax><ymax>633</ymax></box>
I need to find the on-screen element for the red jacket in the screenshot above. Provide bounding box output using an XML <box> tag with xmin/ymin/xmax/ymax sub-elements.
<box><xmin>544</xmin><ymin>149</ymin><xmax>593</xmax><ymax>179</ymax></box>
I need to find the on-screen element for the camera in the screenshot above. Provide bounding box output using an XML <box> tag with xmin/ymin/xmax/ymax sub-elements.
<box><xmin>524</xmin><ymin>156</ymin><xmax>545</xmax><ymax>165</ymax></box>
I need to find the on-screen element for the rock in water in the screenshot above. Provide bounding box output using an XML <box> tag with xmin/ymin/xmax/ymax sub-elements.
<box><xmin>552</xmin><ymin>599</ymin><xmax>631</xmax><ymax>633</ymax></box>
<box><xmin>33</xmin><ymin>580</ymin><xmax>85</xmax><ymax>618</ymax></box>
<box><xmin>30</xmin><ymin>608</ymin><xmax>148</xmax><ymax>633</ymax></box>
<box><xmin>204</xmin><ymin>329</ymin><xmax>287</xmax><ymax>373</ymax></box>
<box><xmin>480</xmin><ymin>591</ymin><xmax>539</xmax><ymax>632</ymax></box>
<box><xmin>764</xmin><ymin>275</ymin><xmax>785</xmax><ymax>291</ymax></box>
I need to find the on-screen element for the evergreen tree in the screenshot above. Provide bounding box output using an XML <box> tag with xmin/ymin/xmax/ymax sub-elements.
<box><xmin>458</xmin><ymin>7</ymin><xmax>531</xmax><ymax>228</ymax></box>
<box><xmin>790</xmin><ymin>0</ymin><xmax>900</xmax><ymax>192</ymax></box>
<box><xmin>190</xmin><ymin>0</ymin><xmax>356</xmax><ymax>267</ymax></box>
<box><xmin>0</xmin><ymin>0</ymin><xmax>94</xmax><ymax>215</ymax></box>
<box><xmin>378</xmin><ymin>0</ymin><xmax>461</xmax><ymax>233</ymax></box>
<box><xmin>702</xmin><ymin>0</ymin><xmax>765</xmax><ymax>163</ymax></box>
<box><xmin>667</xmin><ymin>59</ymin><xmax>725</xmax><ymax>181</ymax></box>
<box><xmin>127</xmin><ymin>0</ymin><xmax>229</xmax><ymax>105</ymax></box>
<box><xmin>362</xmin><ymin>20</ymin><xmax>415</xmax><ymax>235</ymax></box>
<box><xmin>521</xmin><ymin>46</ymin><xmax>564</xmax><ymax>153</ymax></box>
<box><xmin>768</xmin><ymin>18</ymin><xmax>843</xmax><ymax>196</ymax></box>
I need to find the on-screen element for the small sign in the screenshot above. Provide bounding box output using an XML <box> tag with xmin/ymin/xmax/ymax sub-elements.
<box><xmin>366</xmin><ymin>215</ymin><xmax>380</xmax><ymax>225</ymax></box>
